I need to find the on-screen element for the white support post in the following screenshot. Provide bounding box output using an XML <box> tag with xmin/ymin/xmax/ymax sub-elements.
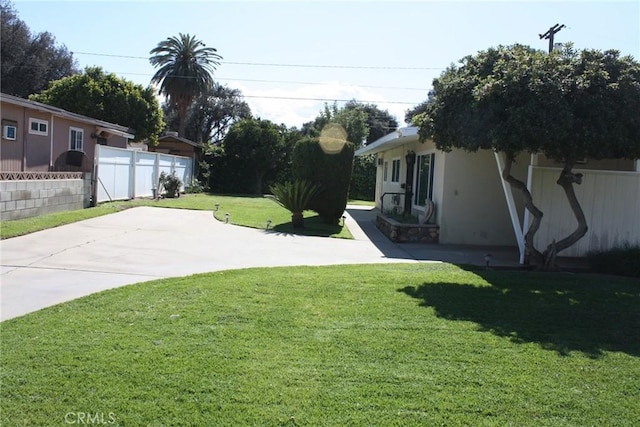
<box><xmin>494</xmin><ymin>151</ymin><xmax>526</xmax><ymax>264</ymax></box>
<box><xmin>130</xmin><ymin>150</ymin><xmax>137</xmax><ymax>199</ymax></box>
<box><xmin>636</xmin><ymin>159</ymin><xmax>640</xmax><ymax>172</ymax></box>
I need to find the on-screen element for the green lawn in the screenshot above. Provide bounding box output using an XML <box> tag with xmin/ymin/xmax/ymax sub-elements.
<box><xmin>2</xmin><ymin>264</ymin><xmax>638</xmax><ymax>426</ymax></box>
<box><xmin>1</xmin><ymin>193</ymin><xmax>355</xmax><ymax>239</ymax></box>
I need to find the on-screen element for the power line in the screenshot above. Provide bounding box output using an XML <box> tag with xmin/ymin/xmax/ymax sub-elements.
<box><xmin>241</xmin><ymin>94</ymin><xmax>419</xmax><ymax>105</ymax></box>
<box><xmin>71</xmin><ymin>51</ymin><xmax>445</xmax><ymax>71</ymax></box>
<box><xmin>109</xmin><ymin>71</ymin><xmax>428</xmax><ymax>91</ymax></box>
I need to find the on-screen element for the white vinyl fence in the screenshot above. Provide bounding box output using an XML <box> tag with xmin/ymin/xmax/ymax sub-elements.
<box><xmin>96</xmin><ymin>145</ymin><xmax>193</xmax><ymax>203</ymax></box>
<box><xmin>529</xmin><ymin>166</ymin><xmax>640</xmax><ymax>257</ymax></box>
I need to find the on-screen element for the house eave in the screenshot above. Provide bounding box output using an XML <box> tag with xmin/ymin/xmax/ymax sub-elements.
<box><xmin>0</xmin><ymin>93</ymin><xmax>134</xmax><ymax>138</ymax></box>
<box><xmin>96</xmin><ymin>126</ymin><xmax>135</xmax><ymax>140</ymax></box>
<box><xmin>355</xmin><ymin>126</ymin><xmax>420</xmax><ymax>156</ymax></box>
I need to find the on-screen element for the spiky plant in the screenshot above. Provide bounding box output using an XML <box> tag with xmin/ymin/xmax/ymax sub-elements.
<box><xmin>267</xmin><ymin>180</ymin><xmax>319</xmax><ymax>228</ymax></box>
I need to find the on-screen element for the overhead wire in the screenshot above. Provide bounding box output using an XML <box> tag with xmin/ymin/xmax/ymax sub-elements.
<box><xmin>71</xmin><ymin>51</ymin><xmax>446</xmax><ymax>71</ymax></box>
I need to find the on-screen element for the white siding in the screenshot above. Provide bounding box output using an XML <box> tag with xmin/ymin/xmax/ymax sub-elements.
<box><xmin>530</xmin><ymin>167</ymin><xmax>640</xmax><ymax>257</ymax></box>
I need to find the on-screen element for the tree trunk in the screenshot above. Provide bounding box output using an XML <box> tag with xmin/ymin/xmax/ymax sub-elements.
<box><xmin>501</xmin><ymin>153</ymin><xmax>545</xmax><ymax>267</ymax></box>
<box><xmin>291</xmin><ymin>212</ymin><xmax>304</xmax><ymax>228</ymax></box>
<box><xmin>178</xmin><ymin>101</ymin><xmax>188</xmax><ymax>138</ymax></box>
<box><xmin>542</xmin><ymin>163</ymin><xmax>589</xmax><ymax>268</ymax></box>
<box><xmin>255</xmin><ymin>171</ymin><xmax>264</xmax><ymax>195</ymax></box>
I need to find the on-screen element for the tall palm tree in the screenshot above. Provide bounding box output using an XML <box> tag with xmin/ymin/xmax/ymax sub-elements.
<box><xmin>149</xmin><ymin>33</ymin><xmax>222</xmax><ymax>136</ymax></box>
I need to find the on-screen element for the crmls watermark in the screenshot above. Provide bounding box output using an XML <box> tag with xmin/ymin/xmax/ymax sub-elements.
<box><xmin>64</xmin><ymin>412</ymin><xmax>117</xmax><ymax>425</ymax></box>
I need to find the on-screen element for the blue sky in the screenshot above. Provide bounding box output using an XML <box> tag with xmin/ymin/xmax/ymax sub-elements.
<box><xmin>13</xmin><ymin>0</ymin><xmax>640</xmax><ymax>128</ymax></box>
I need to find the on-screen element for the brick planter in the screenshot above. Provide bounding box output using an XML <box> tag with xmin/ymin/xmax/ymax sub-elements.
<box><xmin>376</xmin><ymin>214</ymin><xmax>439</xmax><ymax>243</ymax></box>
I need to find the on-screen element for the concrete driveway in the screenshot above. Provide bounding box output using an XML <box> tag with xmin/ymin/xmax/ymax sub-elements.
<box><xmin>0</xmin><ymin>206</ymin><xmax>520</xmax><ymax>321</ymax></box>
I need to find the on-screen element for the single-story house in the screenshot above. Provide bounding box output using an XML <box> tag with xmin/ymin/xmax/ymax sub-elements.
<box><xmin>355</xmin><ymin>126</ymin><xmax>640</xmax><ymax>260</ymax></box>
<box><xmin>149</xmin><ymin>131</ymin><xmax>201</xmax><ymax>163</ymax></box>
<box><xmin>1</xmin><ymin>93</ymin><xmax>134</xmax><ymax>173</ymax></box>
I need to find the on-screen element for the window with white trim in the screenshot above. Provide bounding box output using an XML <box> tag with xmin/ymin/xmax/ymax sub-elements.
<box><xmin>2</xmin><ymin>124</ymin><xmax>17</xmax><ymax>140</ymax></box>
<box><xmin>391</xmin><ymin>158</ymin><xmax>401</xmax><ymax>183</ymax></box>
<box><xmin>69</xmin><ymin>127</ymin><xmax>84</xmax><ymax>151</ymax></box>
<box><xmin>29</xmin><ymin>118</ymin><xmax>48</xmax><ymax>136</ymax></box>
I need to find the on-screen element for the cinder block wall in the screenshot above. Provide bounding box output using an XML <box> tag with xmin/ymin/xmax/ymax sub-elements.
<box><xmin>0</xmin><ymin>178</ymin><xmax>90</xmax><ymax>221</ymax></box>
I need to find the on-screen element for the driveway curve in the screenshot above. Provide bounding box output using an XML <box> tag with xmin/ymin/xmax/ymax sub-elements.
<box><xmin>1</xmin><ymin>206</ymin><xmax>419</xmax><ymax>321</ymax></box>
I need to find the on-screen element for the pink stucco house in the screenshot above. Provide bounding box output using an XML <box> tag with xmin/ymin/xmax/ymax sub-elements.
<box><xmin>1</xmin><ymin>93</ymin><xmax>134</xmax><ymax>173</ymax></box>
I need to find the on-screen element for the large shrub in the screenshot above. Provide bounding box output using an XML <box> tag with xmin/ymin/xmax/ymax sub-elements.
<box><xmin>586</xmin><ymin>244</ymin><xmax>640</xmax><ymax>278</ymax></box>
<box><xmin>292</xmin><ymin>137</ymin><xmax>354</xmax><ymax>224</ymax></box>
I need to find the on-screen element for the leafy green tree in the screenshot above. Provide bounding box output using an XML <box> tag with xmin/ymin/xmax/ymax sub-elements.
<box><xmin>222</xmin><ymin>118</ymin><xmax>287</xmax><ymax>195</ymax></box>
<box><xmin>150</xmin><ymin>33</ymin><xmax>222</xmax><ymax>137</ymax></box>
<box><xmin>302</xmin><ymin>102</ymin><xmax>368</xmax><ymax>147</ymax></box>
<box><xmin>163</xmin><ymin>83</ymin><xmax>251</xmax><ymax>144</ymax></box>
<box><xmin>417</xmin><ymin>44</ymin><xmax>640</xmax><ymax>268</ymax></box>
<box><xmin>31</xmin><ymin>67</ymin><xmax>164</xmax><ymax>143</ymax></box>
<box><xmin>0</xmin><ymin>0</ymin><xmax>78</xmax><ymax>97</ymax></box>
<box><xmin>344</xmin><ymin>100</ymin><xmax>398</xmax><ymax>144</ymax></box>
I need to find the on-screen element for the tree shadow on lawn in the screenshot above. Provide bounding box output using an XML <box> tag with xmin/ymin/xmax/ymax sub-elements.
<box><xmin>399</xmin><ymin>268</ymin><xmax>640</xmax><ymax>358</ymax></box>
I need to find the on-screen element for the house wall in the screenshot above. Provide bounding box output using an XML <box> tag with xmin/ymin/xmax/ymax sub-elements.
<box><xmin>530</xmin><ymin>166</ymin><xmax>640</xmax><ymax>257</ymax></box>
<box><xmin>374</xmin><ymin>140</ymin><xmax>528</xmax><ymax>246</ymax></box>
<box><xmin>1</xmin><ymin>103</ymin><xmax>25</xmax><ymax>171</ymax></box>
<box><xmin>536</xmin><ymin>154</ymin><xmax>635</xmax><ymax>171</ymax></box>
<box><xmin>438</xmin><ymin>149</ymin><xmax>527</xmax><ymax>246</ymax></box>
<box><xmin>1</xmin><ymin>100</ymin><xmax>129</xmax><ymax>172</ymax></box>
<box><xmin>374</xmin><ymin>143</ymin><xmax>414</xmax><ymax>212</ymax></box>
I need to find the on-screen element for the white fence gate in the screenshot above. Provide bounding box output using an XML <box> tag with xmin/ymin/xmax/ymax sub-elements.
<box><xmin>96</xmin><ymin>145</ymin><xmax>193</xmax><ymax>203</ymax></box>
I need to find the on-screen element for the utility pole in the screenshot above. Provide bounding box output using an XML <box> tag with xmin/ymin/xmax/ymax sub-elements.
<box><xmin>539</xmin><ymin>23</ymin><xmax>565</xmax><ymax>52</ymax></box>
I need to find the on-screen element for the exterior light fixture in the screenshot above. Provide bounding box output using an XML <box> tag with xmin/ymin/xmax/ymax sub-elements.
<box><xmin>214</xmin><ymin>203</ymin><xmax>220</xmax><ymax>211</ymax></box>
<box><xmin>342</xmin><ymin>215</ymin><xmax>347</xmax><ymax>226</ymax></box>
<box><xmin>266</xmin><ymin>219</ymin><xmax>272</xmax><ymax>230</ymax></box>
<box><xmin>225</xmin><ymin>213</ymin><xmax>230</xmax><ymax>223</ymax></box>
<box><xmin>484</xmin><ymin>253</ymin><xmax>492</xmax><ymax>268</ymax></box>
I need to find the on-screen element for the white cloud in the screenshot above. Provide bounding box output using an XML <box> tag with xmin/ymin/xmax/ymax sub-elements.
<box><xmin>228</xmin><ymin>80</ymin><xmax>414</xmax><ymax>129</ymax></box>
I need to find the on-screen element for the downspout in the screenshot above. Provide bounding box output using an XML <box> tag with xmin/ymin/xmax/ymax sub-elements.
<box><xmin>49</xmin><ymin>114</ymin><xmax>55</xmax><ymax>170</ymax></box>
<box><xmin>493</xmin><ymin>151</ymin><xmax>525</xmax><ymax>264</ymax></box>
<box><xmin>22</xmin><ymin>107</ymin><xmax>27</xmax><ymax>171</ymax></box>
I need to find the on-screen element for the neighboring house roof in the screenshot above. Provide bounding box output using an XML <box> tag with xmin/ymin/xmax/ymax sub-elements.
<box><xmin>0</xmin><ymin>93</ymin><xmax>135</xmax><ymax>139</ymax></box>
<box><xmin>355</xmin><ymin>126</ymin><xmax>420</xmax><ymax>156</ymax></box>
<box><xmin>157</xmin><ymin>134</ymin><xmax>202</xmax><ymax>148</ymax></box>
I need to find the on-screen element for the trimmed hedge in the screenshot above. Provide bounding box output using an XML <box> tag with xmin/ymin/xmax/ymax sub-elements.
<box><xmin>293</xmin><ymin>137</ymin><xmax>355</xmax><ymax>224</ymax></box>
<box><xmin>586</xmin><ymin>244</ymin><xmax>640</xmax><ymax>278</ymax></box>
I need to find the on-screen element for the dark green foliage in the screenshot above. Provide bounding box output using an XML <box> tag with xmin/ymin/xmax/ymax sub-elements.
<box><xmin>221</xmin><ymin>118</ymin><xmax>288</xmax><ymax>195</ymax></box>
<box><xmin>0</xmin><ymin>1</ymin><xmax>78</xmax><ymax>97</ymax></box>
<box><xmin>349</xmin><ymin>154</ymin><xmax>376</xmax><ymax>201</ymax></box>
<box><xmin>417</xmin><ymin>44</ymin><xmax>640</xmax><ymax>267</ymax></box>
<box><xmin>30</xmin><ymin>67</ymin><xmax>164</xmax><ymax>143</ymax></box>
<box><xmin>293</xmin><ymin>137</ymin><xmax>355</xmax><ymax>224</ymax></box>
<box><xmin>587</xmin><ymin>244</ymin><xmax>640</xmax><ymax>278</ymax></box>
<box><xmin>162</xmin><ymin>83</ymin><xmax>251</xmax><ymax>144</ymax></box>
